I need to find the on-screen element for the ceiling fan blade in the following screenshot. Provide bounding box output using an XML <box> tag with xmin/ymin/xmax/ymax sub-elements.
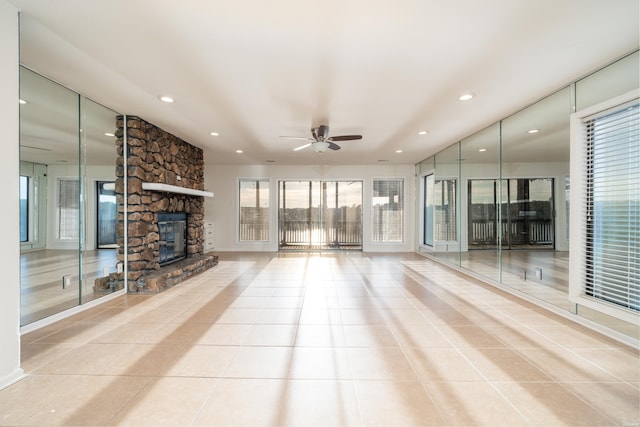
<box><xmin>327</xmin><ymin>135</ymin><xmax>362</xmax><ymax>142</ymax></box>
<box><xmin>328</xmin><ymin>142</ymin><xmax>341</xmax><ymax>151</ymax></box>
<box><xmin>280</xmin><ymin>136</ymin><xmax>313</xmax><ymax>141</ymax></box>
<box><xmin>293</xmin><ymin>142</ymin><xmax>312</xmax><ymax>151</ymax></box>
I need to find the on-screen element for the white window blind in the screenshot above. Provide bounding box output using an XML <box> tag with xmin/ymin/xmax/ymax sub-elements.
<box><xmin>58</xmin><ymin>178</ymin><xmax>80</xmax><ymax>240</ymax></box>
<box><xmin>580</xmin><ymin>101</ymin><xmax>639</xmax><ymax>313</ymax></box>
<box><xmin>372</xmin><ymin>179</ymin><xmax>404</xmax><ymax>242</ymax></box>
<box><xmin>434</xmin><ymin>179</ymin><xmax>457</xmax><ymax>241</ymax></box>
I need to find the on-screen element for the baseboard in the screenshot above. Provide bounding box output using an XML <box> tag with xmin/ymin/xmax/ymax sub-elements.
<box><xmin>0</xmin><ymin>367</ymin><xmax>25</xmax><ymax>391</ymax></box>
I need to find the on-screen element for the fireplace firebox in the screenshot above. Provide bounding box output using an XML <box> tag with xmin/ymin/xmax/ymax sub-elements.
<box><xmin>158</xmin><ymin>212</ymin><xmax>187</xmax><ymax>266</ymax></box>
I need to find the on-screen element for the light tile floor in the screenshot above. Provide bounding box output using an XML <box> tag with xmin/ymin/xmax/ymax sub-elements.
<box><xmin>2</xmin><ymin>252</ymin><xmax>639</xmax><ymax>426</ymax></box>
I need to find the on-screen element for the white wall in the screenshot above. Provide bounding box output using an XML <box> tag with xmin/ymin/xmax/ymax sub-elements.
<box><xmin>204</xmin><ymin>163</ymin><xmax>415</xmax><ymax>252</ymax></box>
<box><xmin>0</xmin><ymin>0</ymin><xmax>24</xmax><ymax>389</ymax></box>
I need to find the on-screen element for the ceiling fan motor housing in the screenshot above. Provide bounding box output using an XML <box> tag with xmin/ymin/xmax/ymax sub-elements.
<box><xmin>314</xmin><ymin>125</ymin><xmax>330</xmax><ymax>141</ymax></box>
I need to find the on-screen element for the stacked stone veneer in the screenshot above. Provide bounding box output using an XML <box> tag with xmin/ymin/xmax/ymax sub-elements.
<box><xmin>115</xmin><ymin>116</ymin><xmax>216</xmax><ymax>293</ymax></box>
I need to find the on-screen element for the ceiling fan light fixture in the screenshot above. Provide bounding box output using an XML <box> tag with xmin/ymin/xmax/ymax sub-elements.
<box><xmin>313</xmin><ymin>141</ymin><xmax>330</xmax><ymax>153</ymax></box>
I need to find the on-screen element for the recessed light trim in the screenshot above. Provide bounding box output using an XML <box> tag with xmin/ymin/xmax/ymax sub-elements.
<box><xmin>395</xmin><ymin>150</ymin><xmax>403</xmax><ymax>153</ymax></box>
<box><xmin>527</xmin><ymin>129</ymin><xmax>540</xmax><ymax>134</ymax></box>
<box><xmin>478</xmin><ymin>148</ymin><xmax>487</xmax><ymax>152</ymax></box>
<box><xmin>459</xmin><ymin>93</ymin><xmax>475</xmax><ymax>101</ymax></box>
<box><xmin>159</xmin><ymin>96</ymin><xmax>174</xmax><ymax>103</ymax></box>
<box><xmin>104</xmin><ymin>132</ymin><xmax>115</xmax><ymax>137</ymax></box>
<box><xmin>19</xmin><ymin>99</ymin><xmax>27</xmax><ymax>104</ymax></box>
<box><xmin>210</xmin><ymin>132</ymin><xmax>219</xmax><ymax>136</ymax></box>
<box><xmin>418</xmin><ymin>130</ymin><xmax>428</xmax><ymax>135</ymax></box>
<box><xmin>235</xmin><ymin>150</ymin><xmax>243</xmax><ymax>154</ymax></box>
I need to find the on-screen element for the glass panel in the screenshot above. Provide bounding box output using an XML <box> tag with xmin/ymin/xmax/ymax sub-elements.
<box><xmin>97</xmin><ymin>181</ymin><xmax>117</xmax><ymax>247</ymax></box>
<box><xmin>332</xmin><ymin>181</ymin><xmax>362</xmax><ymax>249</ymax></box>
<box><xmin>19</xmin><ymin>68</ymin><xmax>123</xmax><ymax>324</ymax></box>
<box><xmin>460</xmin><ymin>123</ymin><xmax>501</xmax><ymax>281</ymax></box>
<box><xmin>20</xmin><ymin>176</ymin><xmax>28</xmax><ymax>242</ymax></box>
<box><xmin>468</xmin><ymin>179</ymin><xmax>499</xmax><ymax>248</ymax></box>
<box><xmin>433</xmin><ymin>143</ymin><xmax>460</xmax><ymax>264</ymax></box>
<box><xmin>500</xmin><ymin>86</ymin><xmax>571</xmax><ymax>307</ymax></box>
<box><xmin>239</xmin><ymin>179</ymin><xmax>270</xmax><ymax>241</ymax></box>
<box><xmin>19</xmin><ymin>66</ymin><xmax>81</xmax><ymax>324</ymax></box>
<box><xmin>79</xmin><ymin>97</ymin><xmax>120</xmax><ymax>304</ymax></box>
<box><xmin>423</xmin><ymin>174</ymin><xmax>434</xmax><ymax>247</ymax></box>
<box><xmin>279</xmin><ymin>181</ymin><xmax>312</xmax><ymax>249</ymax></box>
<box><xmin>576</xmin><ymin>51</ymin><xmax>639</xmax><ymax>111</ymax></box>
<box><xmin>506</xmin><ymin>178</ymin><xmax>554</xmax><ymax>249</ymax></box>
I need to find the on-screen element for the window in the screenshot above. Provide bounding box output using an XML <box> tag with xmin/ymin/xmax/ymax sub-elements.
<box><xmin>571</xmin><ymin>93</ymin><xmax>639</xmax><ymax>319</ymax></box>
<box><xmin>239</xmin><ymin>179</ymin><xmax>270</xmax><ymax>241</ymax></box>
<box><xmin>423</xmin><ymin>174</ymin><xmax>434</xmax><ymax>246</ymax></box>
<box><xmin>97</xmin><ymin>181</ymin><xmax>117</xmax><ymax>247</ymax></box>
<box><xmin>20</xmin><ymin>176</ymin><xmax>28</xmax><ymax>242</ymax></box>
<box><xmin>434</xmin><ymin>179</ymin><xmax>457</xmax><ymax>241</ymax></box>
<box><xmin>58</xmin><ymin>178</ymin><xmax>80</xmax><ymax>240</ymax></box>
<box><xmin>372</xmin><ymin>179</ymin><xmax>404</xmax><ymax>242</ymax></box>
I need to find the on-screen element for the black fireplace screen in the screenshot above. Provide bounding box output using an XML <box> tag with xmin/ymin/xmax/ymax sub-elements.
<box><xmin>158</xmin><ymin>212</ymin><xmax>187</xmax><ymax>266</ymax></box>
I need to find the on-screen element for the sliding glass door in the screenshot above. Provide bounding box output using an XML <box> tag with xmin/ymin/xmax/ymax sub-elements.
<box><xmin>279</xmin><ymin>180</ymin><xmax>362</xmax><ymax>250</ymax></box>
<box><xmin>468</xmin><ymin>178</ymin><xmax>554</xmax><ymax>250</ymax></box>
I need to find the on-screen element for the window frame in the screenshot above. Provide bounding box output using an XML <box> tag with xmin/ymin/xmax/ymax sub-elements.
<box><xmin>569</xmin><ymin>88</ymin><xmax>639</xmax><ymax>323</ymax></box>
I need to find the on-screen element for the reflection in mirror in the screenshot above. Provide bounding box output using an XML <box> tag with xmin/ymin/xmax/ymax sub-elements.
<box><xmin>416</xmin><ymin>156</ymin><xmax>435</xmax><ymax>254</ymax></box>
<box><xmin>19</xmin><ymin>67</ymin><xmax>121</xmax><ymax>326</ymax></box>
<box><xmin>460</xmin><ymin>124</ymin><xmax>501</xmax><ymax>282</ymax></box>
<box><xmin>500</xmin><ymin>87</ymin><xmax>571</xmax><ymax>309</ymax></box>
<box><xmin>576</xmin><ymin>51</ymin><xmax>639</xmax><ymax>110</ymax></box>
<box><xmin>433</xmin><ymin>143</ymin><xmax>460</xmax><ymax>265</ymax></box>
<box><xmin>79</xmin><ymin>97</ymin><xmax>120</xmax><ymax>304</ymax></box>
<box><xmin>20</xmin><ymin>67</ymin><xmax>81</xmax><ymax>325</ymax></box>
<box><xmin>415</xmin><ymin>52</ymin><xmax>639</xmax><ymax>342</ymax></box>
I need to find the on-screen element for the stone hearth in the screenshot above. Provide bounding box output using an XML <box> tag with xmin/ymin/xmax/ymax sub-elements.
<box><xmin>115</xmin><ymin>116</ymin><xmax>216</xmax><ymax>293</ymax></box>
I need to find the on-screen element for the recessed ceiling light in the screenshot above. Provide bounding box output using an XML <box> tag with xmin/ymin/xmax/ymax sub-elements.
<box><xmin>19</xmin><ymin>99</ymin><xmax>27</xmax><ymax>104</ymax></box>
<box><xmin>418</xmin><ymin>130</ymin><xmax>428</xmax><ymax>135</ymax></box>
<box><xmin>478</xmin><ymin>148</ymin><xmax>487</xmax><ymax>152</ymax></box>
<box><xmin>104</xmin><ymin>132</ymin><xmax>115</xmax><ymax>137</ymax></box>
<box><xmin>235</xmin><ymin>150</ymin><xmax>243</xmax><ymax>154</ymax></box>
<box><xmin>527</xmin><ymin>129</ymin><xmax>540</xmax><ymax>134</ymax></box>
<box><xmin>210</xmin><ymin>132</ymin><xmax>219</xmax><ymax>136</ymax></box>
<box><xmin>459</xmin><ymin>93</ymin><xmax>475</xmax><ymax>101</ymax></box>
<box><xmin>395</xmin><ymin>150</ymin><xmax>403</xmax><ymax>153</ymax></box>
<box><xmin>159</xmin><ymin>96</ymin><xmax>174</xmax><ymax>103</ymax></box>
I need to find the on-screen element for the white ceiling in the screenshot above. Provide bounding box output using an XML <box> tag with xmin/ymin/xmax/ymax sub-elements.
<box><xmin>10</xmin><ymin>0</ymin><xmax>640</xmax><ymax>166</ymax></box>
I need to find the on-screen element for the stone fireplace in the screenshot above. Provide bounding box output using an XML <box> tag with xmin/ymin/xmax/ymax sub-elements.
<box><xmin>115</xmin><ymin>116</ymin><xmax>217</xmax><ymax>293</ymax></box>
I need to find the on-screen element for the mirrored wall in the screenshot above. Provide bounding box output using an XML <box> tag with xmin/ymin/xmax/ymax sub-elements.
<box><xmin>416</xmin><ymin>51</ymin><xmax>639</xmax><ymax>340</ymax></box>
<box><xmin>19</xmin><ymin>67</ymin><xmax>123</xmax><ymax>326</ymax></box>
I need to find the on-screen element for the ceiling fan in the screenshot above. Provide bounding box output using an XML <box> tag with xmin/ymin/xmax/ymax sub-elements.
<box><xmin>280</xmin><ymin>125</ymin><xmax>362</xmax><ymax>153</ymax></box>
